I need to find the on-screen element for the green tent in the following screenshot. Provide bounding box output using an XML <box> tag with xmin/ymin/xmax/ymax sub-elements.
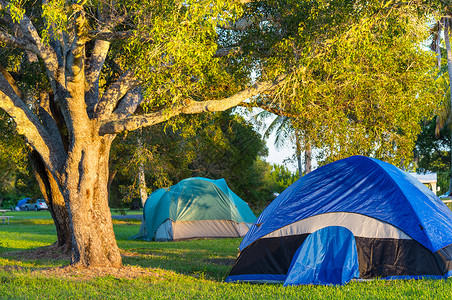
<box><xmin>132</xmin><ymin>177</ymin><xmax>257</xmax><ymax>241</ymax></box>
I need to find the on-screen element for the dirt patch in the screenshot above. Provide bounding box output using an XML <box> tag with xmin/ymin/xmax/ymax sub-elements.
<box><xmin>120</xmin><ymin>249</ymin><xmax>147</xmax><ymax>257</ymax></box>
<box><xmin>34</xmin><ymin>265</ymin><xmax>163</xmax><ymax>281</ymax></box>
<box><xmin>0</xmin><ymin>247</ymin><xmax>163</xmax><ymax>281</ymax></box>
<box><xmin>1</xmin><ymin>245</ymin><xmax>70</xmax><ymax>261</ymax></box>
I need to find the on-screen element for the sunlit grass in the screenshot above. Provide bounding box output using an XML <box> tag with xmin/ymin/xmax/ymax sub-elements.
<box><xmin>0</xmin><ymin>213</ymin><xmax>451</xmax><ymax>299</ymax></box>
<box><xmin>0</xmin><ymin>223</ymin><xmax>56</xmax><ymax>252</ymax></box>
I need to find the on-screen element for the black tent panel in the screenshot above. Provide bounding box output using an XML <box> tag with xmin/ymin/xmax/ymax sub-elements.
<box><xmin>229</xmin><ymin>234</ymin><xmax>449</xmax><ymax>280</ymax></box>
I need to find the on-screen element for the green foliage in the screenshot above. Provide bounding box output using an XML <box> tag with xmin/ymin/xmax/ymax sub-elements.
<box><xmin>6</xmin><ymin>1</ymin><xmax>25</xmax><ymax>23</ymax></box>
<box><xmin>0</xmin><ymin>111</ymin><xmax>40</xmax><ymax>208</ymax></box>
<box><xmin>4</xmin><ymin>0</ymin><xmax>250</xmax><ymax>115</ymax></box>
<box><xmin>297</xmin><ymin>10</ymin><xmax>438</xmax><ymax>166</ymax></box>
<box><xmin>110</xmin><ymin>0</ymin><xmax>246</xmax><ymax>109</ymax></box>
<box><xmin>110</xmin><ymin>111</ymin><xmax>271</xmax><ymax>208</ymax></box>
<box><xmin>414</xmin><ymin>117</ymin><xmax>451</xmax><ymax>193</ymax></box>
<box><xmin>2</xmin><ymin>0</ymin><xmax>441</xmax><ymax>205</ymax></box>
<box><xmin>230</xmin><ymin>1</ymin><xmax>440</xmax><ymax>166</ymax></box>
<box><xmin>267</xmin><ymin>164</ymin><xmax>298</xmax><ymax>194</ymax></box>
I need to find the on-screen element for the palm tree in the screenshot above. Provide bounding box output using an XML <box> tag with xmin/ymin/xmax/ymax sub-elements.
<box><xmin>257</xmin><ymin>112</ymin><xmax>312</xmax><ymax>177</ymax></box>
<box><xmin>432</xmin><ymin>15</ymin><xmax>452</xmax><ymax>193</ymax></box>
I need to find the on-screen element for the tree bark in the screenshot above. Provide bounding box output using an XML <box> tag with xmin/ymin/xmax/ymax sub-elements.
<box><xmin>29</xmin><ymin>151</ymin><xmax>71</xmax><ymax>253</ymax></box>
<box><xmin>137</xmin><ymin>129</ymin><xmax>148</xmax><ymax>207</ymax></box>
<box><xmin>304</xmin><ymin>142</ymin><xmax>312</xmax><ymax>174</ymax></box>
<box><xmin>60</xmin><ymin>133</ymin><xmax>122</xmax><ymax>267</ymax></box>
<box><xmin>295</xmin><ymin>132</ymin><xmax>302</xmax><ymax>178</ymax></box>
<box><xmin>437</xmin><ymin>21</ymin><xmax>442</xmax><ymax>70</ymax></box>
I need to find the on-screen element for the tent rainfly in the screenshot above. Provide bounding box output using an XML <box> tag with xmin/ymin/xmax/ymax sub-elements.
<box><xmin>132</xmin><ymin>177</ymin><xmax>256</xmax><ymax>241</ymax></box>
<box><xmin>226</xmin><ymin>156</ymin><xmax>452</xmax><ymax>286</ymax></box>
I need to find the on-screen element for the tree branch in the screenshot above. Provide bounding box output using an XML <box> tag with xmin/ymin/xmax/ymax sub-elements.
<box><xmin>218</xmin><ymin>15</ymin><xmax>273</xmax><ymax>31</ymax></box>
<box><xmin>98</xmin><ymin>75</ymin><xmax>287</xmax><ymax>135</ymax></box>
<box><xmin>0</xmin><ymin>64</ymin><xmax>22</xmax><ymax>99</ymax></box>
<box><xmin>85</xmin><ymin>8</ymin><xmax>131</xmax><ymax>117</ymax></box>
<box><xmin>95</xmin><ymin>69</ymin><xmax>141</xmax><ymax>120</ymax></box>
<box><xmin>111</xmin><ymin>87</ymin><xmax>144</xmax><ymax>120</ymax></box>
<box><xmin>0</xmin><ymin>61</ymin><xmax>65</xmax><ymax>158</ymax></box>
<box><xmin>239</xmin><ymin>101</ymin><xmax>299</xmax><ymax>118</ymax></box>
<box><xmin>214</xmin><ymin>45</ymin><xmax>273</xmax><ymax>58</ymax></box>
<box><xmin>37</xmin><ymin>92</ymin><xmax>68</xmax><ymax>153</ymax></box>
<box><xmin>0</xmin><ymin>0</ymin><xmax>60</xmax><ymax>91</ymax></box>
<box><xmin>85</xmin><ymin>38</ymin><xmax>110</xmax><ymax>117</ymax></box>
<box><xmin>88</xmin><ymin>30</ymin><xmax>133</xmax><ymax>41</ymax></box>
<box><xmin>0</xmin><ymin>74</ymin><xmax>66</xmax><ymax>172</ymax></box>
<box><xmin>0</xmin><ymin>30</ymin><xmax>39</xmax><ymax>52</ymax></box>
<box><xmin>63</xmin><ymin>6</ymin><xmax>93</xmax><ymax>133</ymax></box>
<box><xmin>214</xmin><ymin>46</ymin><xmax>242</xmax><ymax>57</ymax></box>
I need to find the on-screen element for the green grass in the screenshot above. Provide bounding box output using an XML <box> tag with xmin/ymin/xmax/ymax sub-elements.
<box><xmin>1</xmin><ymin>214</ymin><xmax>452</xmax><ymax>299</ymax></box>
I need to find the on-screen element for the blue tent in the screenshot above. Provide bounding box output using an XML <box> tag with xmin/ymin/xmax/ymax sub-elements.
<box><xmin>284</xmin><ymin>226</ymin><xmax>360</xmax><ymax>286</ymax></box>
<box><xmin>226</xmin><ymin>156</ymin><xmax>452</xmax><ymax>285</ymax></box>
<box><xmin>132</xmin><ymin>177</ymin><xmax>256</xmax><ymax>241</ymax></box>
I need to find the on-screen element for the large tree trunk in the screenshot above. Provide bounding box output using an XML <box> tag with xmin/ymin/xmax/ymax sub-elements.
<box><xmin>60</xmin><ymin>134</ymin><xmax>122</xmax><ymax>267</ymax></box>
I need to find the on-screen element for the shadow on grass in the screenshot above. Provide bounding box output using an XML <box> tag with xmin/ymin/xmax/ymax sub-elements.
<box><xmin>0</xmin><ymin>245</ymin><xmax>27</xmax><ymax>254</ymax></box>
<box><xmin>0</xmin><ymin>244</ymin><xmax>70</xmax><ymax>268</ymax></box>
<box><xmin>0</xmin><ymin>219</ymin><xmax>240</xmax><ymax>281</ymax></box>
<box><xmin>120</xmin><ymin>238</ymin><xmax>241</xmax><ymax>281</ymax></box>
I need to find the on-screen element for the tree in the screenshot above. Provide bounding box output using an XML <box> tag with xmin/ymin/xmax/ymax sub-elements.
<box><xmin>236</xmin><ymin>1</ymin><xmax>440</xmax><ymax>167</ymax></box>
<box><xmin>415</xmin><ymin>117</ymin><xmax>451</xmax><ymax>193</ymax></box>
<box><xmin>258</xmin><ymin>113</ymin><xmax>312</xmax><ymax>177</ymax></box>
<box><xmin>267</xmin><ymin>163</ymin><xmax>298</xmax><ymax>194</ymax></box>
<box><xmin>0</xmin><ymin>0</ymin><xmax>439</xmax><ymax>268</ymax></box>
<box><xmin>430</xmin><ymin>7</ymin><xmax>452</xmax><ymax>192</ymax></box>
<box><xmin>0</xmin><ymin>0</ymin><xmax>285</xmax><ymax>268</ymax></box>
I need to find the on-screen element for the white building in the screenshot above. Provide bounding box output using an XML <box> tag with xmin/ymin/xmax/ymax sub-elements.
<box><xmin>408</xmin><ymin>173</ymin><xmax>438</xmax><ymax>195</ymax></box>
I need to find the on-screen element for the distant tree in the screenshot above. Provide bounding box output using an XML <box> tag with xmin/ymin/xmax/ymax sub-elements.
<box><xmin>268</xmin><ymin>164</ymin><xmax>298</xmax><ymax>194</ymax></box>
<box><xmin>0</xmin><ymin>111</ymin><xmax>28</xmax><ymax>207</ymax></box>
<box><xmin>427</xmin><ymin>3</ymin><xmax>452</xmax><ymax>192</ymax></box>
<box><xmin>187</xmin><ymin>112</ymin><xmax>268</xmax><ymax>200</ymax></box>
<box><xmin>258</xmin><ymin>113</ymin><xmax>312</xmax><ymax>177</ymax></box>
<box><xmin>415</xmin><ymin>117</ymin><xmax>451</xmax><ymax>193</ymax></box>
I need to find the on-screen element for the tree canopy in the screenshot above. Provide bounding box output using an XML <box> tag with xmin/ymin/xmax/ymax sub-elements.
<box><xmin>236</xmin><ymin>1</ymin><xmax>440</xmax><ymax>166</ymax></box>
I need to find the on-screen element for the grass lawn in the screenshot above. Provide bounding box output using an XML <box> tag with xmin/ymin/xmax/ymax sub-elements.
<box><xmin>0</xmin><ymin>211</ymin><xmax>451</xmax><ymax>299</ymax></box>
